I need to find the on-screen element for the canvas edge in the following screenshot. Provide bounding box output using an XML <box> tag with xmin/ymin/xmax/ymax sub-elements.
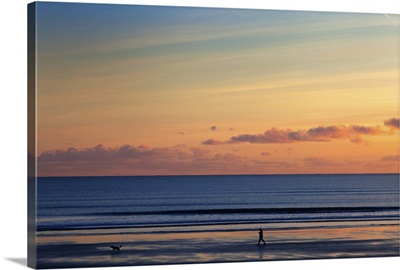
<box><xmin>23</xmin><ymin>2</ymin><xmax>400</xmax><ymax>269</ymax></box>
<box><xmin>27</xmin><ymin>2</ymin><xmax>37</xmax><ymax>269</ymax></box>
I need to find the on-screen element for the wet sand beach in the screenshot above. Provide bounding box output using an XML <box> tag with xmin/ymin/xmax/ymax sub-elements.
<box><xmin>36</xmin><ymin>222</ymin><xmax>399</xmax><ymax>269</ymax></box>
<box><xmin>35</xmin><ymin>175</ymin><xmax>399</xmax><ymax>269</ymax></box>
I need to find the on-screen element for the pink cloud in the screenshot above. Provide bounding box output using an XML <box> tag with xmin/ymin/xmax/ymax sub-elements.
<box><xmin>203</xmin><ymin>121</ymin><xmax>389</xmax><ymax>146</ymax></box>
<box><xmin>384</xmin><ymin>118</ymin><xmax>400</xmax><ymax>129</ymax></box>
<box><xmin>37</xmin><ymin>144</ymin><xmax>251</xmax><ymax>176</ymax></box>
<box><xmin>36</xmin><ymin>143</ymin><xmax>399</xmax><ymax>176</ymax></box>
<box><xmin>38</xmin><ymin>144</ymin><xmax>176</xmax><ymax>162</ymax></box>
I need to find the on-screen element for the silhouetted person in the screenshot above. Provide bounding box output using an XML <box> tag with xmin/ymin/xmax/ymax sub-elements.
<box><xmin>258</xmin><ymin>228</ymin><xmax>266</xmax><ymax>245</ymax></box>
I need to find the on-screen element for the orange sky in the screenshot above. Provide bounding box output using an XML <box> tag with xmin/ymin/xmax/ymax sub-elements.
<box><xmin>35</xmin><ymin>3</ymin><xmax>399</xmax><ymax>176</ymax></box>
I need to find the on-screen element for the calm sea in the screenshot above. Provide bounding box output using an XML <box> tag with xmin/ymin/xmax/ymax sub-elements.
<box><xmin>36</xmin><ymin>174</ymin><xmax>399</xmax><ymax>233</ymax></box>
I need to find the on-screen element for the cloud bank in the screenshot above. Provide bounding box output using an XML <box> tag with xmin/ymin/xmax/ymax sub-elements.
<box><xmin>37</xmin><ymin>117</ymin><xmax>398</xmax><ymax>176</ymax></box>
<box><xmin>203</xmin><ymin>125</ymin><xmax>383</xmax><ymax>145</ymax></box>
<box><xmin>203</xmin><ymin>118</ymin><xmax>397</xmax><ymax>145</ymax></box>
<box><xmin>39</xmin><ymin>144</ymin><xmax>177</xmax><ymax>162</ymax></box>
<box><xmin>38</xmin><ymin>144</ymin><xmax>247</xmax><ymax>176</ymax></box>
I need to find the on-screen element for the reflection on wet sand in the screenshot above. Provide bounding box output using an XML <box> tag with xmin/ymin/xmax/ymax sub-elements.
<box><xmin>37</xmin><ymin>223</ymin><xmax>399</xmax><ymax>268</ymax></box>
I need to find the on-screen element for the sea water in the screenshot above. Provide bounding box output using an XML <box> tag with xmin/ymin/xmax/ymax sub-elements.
<box><xmin>36</xmin><ymin>174</ymin><xmax>399</xmax><ymax>233</ymax></box>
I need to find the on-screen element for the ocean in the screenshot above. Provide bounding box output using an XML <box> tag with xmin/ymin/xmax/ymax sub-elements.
<box><xmin>35</xmin><ymin>174</ymin><xmax>400</xmax><ymax>268</ymax></box>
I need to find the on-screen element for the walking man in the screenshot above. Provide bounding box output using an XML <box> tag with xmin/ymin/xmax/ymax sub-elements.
<box><xmin>258</xmin><ymin>228</ymin><xmax>266</xmax><ymax>245</ymax></box>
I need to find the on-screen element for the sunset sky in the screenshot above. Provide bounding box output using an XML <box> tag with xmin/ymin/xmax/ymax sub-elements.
<box><xmin>35</xmin><ymin>2</ymin><xmax>399</xmax><ymax>176</ymax></box>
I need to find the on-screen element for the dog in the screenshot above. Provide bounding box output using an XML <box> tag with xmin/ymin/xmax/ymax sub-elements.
<box><xmin>110</xmin><ymin>245</ymin><xmax>122</xmax><ymax>252</ymax></box>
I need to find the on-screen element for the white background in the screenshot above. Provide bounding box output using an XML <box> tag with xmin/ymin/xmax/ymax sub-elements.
<box><xmin>0</xmin><ymin>1</ymin><xmax>399</xmax><ymax>270</ymax></box>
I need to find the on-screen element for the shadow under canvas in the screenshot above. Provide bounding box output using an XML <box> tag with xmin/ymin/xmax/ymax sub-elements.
<box><xmin>6</xmin><ymin>258</ymin><xmax>27</xmax><ymax>267</ymax></box>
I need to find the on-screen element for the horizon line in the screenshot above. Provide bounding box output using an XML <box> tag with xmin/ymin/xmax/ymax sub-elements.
<box><xmin>36</xmin><ymin>172</ymin><xmax>400</xmax><ymax>178</ymax></box>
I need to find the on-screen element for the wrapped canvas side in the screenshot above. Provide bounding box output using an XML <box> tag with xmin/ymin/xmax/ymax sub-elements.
<box><xmin>28</xmin><ymin>2</ymin><xmax>37</xmax><ymax>269</ymax></box>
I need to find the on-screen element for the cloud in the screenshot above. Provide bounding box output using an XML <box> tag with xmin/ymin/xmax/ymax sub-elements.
<box><xmin>379</xmin><ymin>155</ymin><xmax>399</xmax><ymax>162</ymax></box>
<box><xmin>202</xmin><ymin>138</ymin><xmax>226</xmax><ymax>145</ymax></box>
<box><xmin>38</xmin><ymin>144</ymin><xmax>174</xmax><ymax>162</ymax></box>
<box><xmin>203</xmin><ymin>124</ymin><xmax>384</xmax><ymax>145</ymax></box>
<box><xmin>191</xmin><ymin>148</ymin><xmax>212</xmax><ymax>160</ymax></box>
<box><xmin>214</xmin><ymin>153</ymin><xmax>241</xmax><ymax>161</ymax></box>
<box><xmin>303</xmin><ymin>157</ymin><xmax>344</xmax><ymax>167</ymax></box>
<box><xmin>384</xmin><ymin>118</ymin><xmax>400</xmax><ymax>129</ymax></box>
<box><xmin>37</xmin><ymin>144</ymin><xmax>251</xmax><ymax>176</ymax></box>
<box><xmin>210</xmin><ymin>125</ymin><xmax>217</xmax><ymax>131</ymax></box>
<box><xmin>37</xmin><ymin>143</ymin><xmax>399</xmax><ymax>176</ymax></box>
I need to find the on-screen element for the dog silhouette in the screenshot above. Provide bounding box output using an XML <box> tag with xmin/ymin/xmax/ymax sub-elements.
<box><xmin>110</xmin><ymin>245</ymin><xmax>122</xmax><ymax>252</ymax></box>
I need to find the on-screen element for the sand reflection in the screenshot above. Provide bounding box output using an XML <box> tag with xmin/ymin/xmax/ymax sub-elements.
<box><xmin>37</xmin><ymin>223</ymin><xmax>399</xmax><ymax>268</ymax></box>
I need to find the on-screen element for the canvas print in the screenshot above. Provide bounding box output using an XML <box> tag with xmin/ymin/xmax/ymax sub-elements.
<box><xmin>28</xmin><ymin>2</ymin><xmax>399</xmax><ymax>269</ymax></box>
